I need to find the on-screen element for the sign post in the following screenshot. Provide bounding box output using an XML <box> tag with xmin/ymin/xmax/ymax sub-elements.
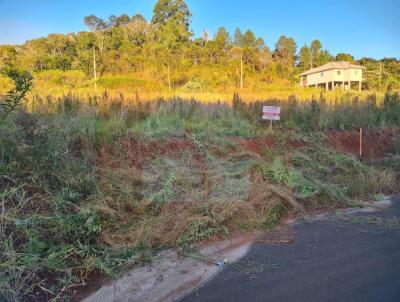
<box><xmin>262</xmin><ymin>106</ymin><xmax>281</xmax><ymax>130</ymax></box>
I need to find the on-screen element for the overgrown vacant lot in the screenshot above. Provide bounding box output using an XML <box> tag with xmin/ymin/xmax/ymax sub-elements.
<box><xmin>1</xmin><ymin>93</ymin><xmax>400</xmax><ymax>301</ymax></box>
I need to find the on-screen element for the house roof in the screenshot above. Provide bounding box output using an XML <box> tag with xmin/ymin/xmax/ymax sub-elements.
<box><xmin>299</xmin><ymin>61</ymin><xmax>365</xmax><ymax>76</ymax></box>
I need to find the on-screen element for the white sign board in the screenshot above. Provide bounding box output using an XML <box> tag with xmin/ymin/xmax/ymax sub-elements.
<box><xmin>262</xmin><ymin>106</ymin><xmax>281</xmax><ymax>121</ymax></box>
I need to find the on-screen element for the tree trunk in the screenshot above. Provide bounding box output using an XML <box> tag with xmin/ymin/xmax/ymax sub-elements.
<box><xmin>93</xmin><ymin>46</ymin><xmax>97</xmax><ymax>90</ymax></box>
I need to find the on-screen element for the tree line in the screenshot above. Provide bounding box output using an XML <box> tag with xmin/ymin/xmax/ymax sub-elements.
<box><xmin>0</xmin><ymin>0</ymin><xmax>399</xmax><ymax>90</ymax></box>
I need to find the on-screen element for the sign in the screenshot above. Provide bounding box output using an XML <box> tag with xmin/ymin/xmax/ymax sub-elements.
<box><xmin>262</xmin><ymin>106</ymin><xmax>281</xmax><ymax>121</ymax></box>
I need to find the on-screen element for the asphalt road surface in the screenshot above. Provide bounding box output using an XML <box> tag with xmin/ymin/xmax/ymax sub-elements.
<box><xmin>179</xmin><ymin>196</ymin><xmax>400</xmax><ymax>302</ymax></box>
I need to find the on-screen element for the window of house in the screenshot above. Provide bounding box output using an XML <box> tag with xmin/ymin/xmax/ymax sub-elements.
<box><xmin>320</xmin><ymin>72</ymin><xmax>324</xmax><ymax>77</ymax></box>
<box><xmin>337</xmin><ymin>70</ymin><xmax>341</xmax><ymax>75</ymax></box>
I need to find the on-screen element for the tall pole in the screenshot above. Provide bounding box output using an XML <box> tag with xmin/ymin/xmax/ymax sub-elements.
<box><xmin>240</xmin><ymin>51</ymin><xmax>243</xmax><ymax>89</ymax></box>
<box><xmin>93</xmin><ymin>46</ymin><xmax>97</xmax><ymax>90</ymax></box>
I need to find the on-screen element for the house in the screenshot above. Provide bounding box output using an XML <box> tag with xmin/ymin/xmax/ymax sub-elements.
<box><xmin>299</xmin><ymin>61</ymin><xmax>365</xmax><ymax>91</ymax></box>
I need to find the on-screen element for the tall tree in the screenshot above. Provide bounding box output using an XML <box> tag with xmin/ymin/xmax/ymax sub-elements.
<box><xmin>234</xmin><ymin>28</ymin><xmax>243</xmax><ymax>47</ymax></box>
<box><xmin>84</xmin><ymin>15</ymin><xmax>107</xmax><ymax>55</ymax></box>
<box><xmin>152</xmin><ymin>0</ymin><xmax>192</xmax><ymax>90</ymax></box>
<box><xmin>319</xmin><ymin>49</ymin><xmax>333</xmax><ymax>65</ymax></box>
<box><xmin>152</xmin><ymin>0</ymin><xmax>191</xmax><ymax>30</ymax></box>
<box><xmin>214</xmin><ymin>27</ymin><xmax>230</xmax><ymax>50</ymax></box>
<box><xmin>299</xmin><ymin>44</ymin><xmax>311</xmax><ymax>70</ymax></box>
<box><xmin>84</xmin><ymin>15</ymin><xmax>107</xmax><ymax>88</ymax></box>
<box><xmin>310</xmin><ymin>39</ymin><xmax>322</xmax><ymax>67</ymax></box>
<box><xmin>274</xmin><ymin>35</ymin><xmax>297</xmax><ymax>78</ymax></box>
<box><xmin>242</xmin><ymin>30</ymin><xmax>256</xmax><ymax>47</ymax></box>
<box><xmin>74</xmin><ymin>31</ymin><xmax>96</xmax><ymax>76</ymax></box>
<box><xmin>275</xmin><ymin>36</ymin><xmax>297</xmax><ymax>62</ymax></box>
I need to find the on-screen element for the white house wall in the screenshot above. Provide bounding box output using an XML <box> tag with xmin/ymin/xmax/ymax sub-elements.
<box><xmin>305</xmin><ymin>68</ymin><xmax>363</xmax><ymax>86</ymax></box>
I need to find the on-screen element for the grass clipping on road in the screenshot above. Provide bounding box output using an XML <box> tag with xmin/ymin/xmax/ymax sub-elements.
<box><xmin>0</xmin><ymin>98</ymin><xmax>399</xmax><ymax>301</ymax></box>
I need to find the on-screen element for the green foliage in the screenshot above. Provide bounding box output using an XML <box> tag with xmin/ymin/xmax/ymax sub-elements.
<box><xmin>264</xmin><ymin>202</ymin><xmax>286</xmax><ymax>228</ymax></box>
<box><xmin>151</xmin><ymin>172</ymin><xmax>176</xmax><ymax>203</ymax></box>
<box><xmin>336</xmin><ymin>53</ymin><xmax>355</xmax><ymax>62</ymax></box>
<box><xmin>132</xmin><ymin>99</ymin><xmax>253</xmax><ymax>138</ymax></box>
<box><xmin>299</xmin><ymin>44</ymin><xmax>311</xmax><ymax>70</ymax></box>
<box><xmin>97</xmin><ymin>75</ymin><xmax>154</xmax><ymax>89</ymax></box>
<box><xmin>178</xmin><ymin>217</ymin><xmax>219</xmax><ymax>246</ymax></box>
<box><xmin>382</xmin><ymin>91</ymin><xmax>400</xmax><ymax>126</ymax></box>
<box><xmin>152</xmin><ymin>0</ymin><xmax>192</xmax><ymax>29</ymax></box>
<box><xmin>259</xmin><ymin>157</ymin><xmax>299</xmax><ymax>187</ymax></box>
<box><xmin>0</xmin><ymin>69</ymin><xmax>33</xmax><ymax>125</ymax></box>
<box><xmin>35</xmin><ymin>70</ymin><xmax>86</xmax><ymax>87</ymax></box>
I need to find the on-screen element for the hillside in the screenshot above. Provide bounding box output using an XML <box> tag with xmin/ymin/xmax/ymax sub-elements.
<box><xmin>1</xmin><ymin>1</ymin><xmax>399</xmax><ymax>101</ymax></box>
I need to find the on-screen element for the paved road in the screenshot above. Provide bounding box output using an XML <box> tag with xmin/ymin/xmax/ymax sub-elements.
<box><xmin>179</xmin><ymin>197</ymin><xmax>400</xmax><ymax>302</ymax></box>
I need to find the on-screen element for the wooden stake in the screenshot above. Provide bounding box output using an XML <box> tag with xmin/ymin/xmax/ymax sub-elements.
<box><xmin>359</xmin><ymin>127</ymin><xmax>363</xmax><ymax>161</ymax></box>
<box><xmin>269</xmin><ymin>119</ymin><xmax>272</xmax><ymax>131</ymax></box>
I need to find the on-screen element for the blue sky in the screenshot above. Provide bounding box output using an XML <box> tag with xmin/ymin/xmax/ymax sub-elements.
<box><xmin>0</xmin><ymin>0</ymin><xmax>399</xmax><ymax>59</ymax></box>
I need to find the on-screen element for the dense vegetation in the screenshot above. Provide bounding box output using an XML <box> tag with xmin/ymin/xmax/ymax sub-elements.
<box><xmin>0</xmin><ymin>0</ymin><xmax>399</xmax><ymax>98</ymax></box>
<box><xmin>1</xmin><ymin>70</ymin><xmax>400</xmax><ymax>301</ymax></box>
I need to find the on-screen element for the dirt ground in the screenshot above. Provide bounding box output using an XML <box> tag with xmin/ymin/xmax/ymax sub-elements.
<box><xmin>327</xmin><ymin>128</ymin><xmax>397</xmax><ymax>160</ymax></box>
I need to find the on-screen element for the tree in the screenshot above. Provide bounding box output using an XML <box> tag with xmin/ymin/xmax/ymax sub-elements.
<box><xmin>228</xmin><ymin>47</ymin><xmax>243</xmax><ymax>88</ymax></box>
<box><xmin>0</xmin><ymin>46</ymin><xmax>17</xmax><ymax>70</ymax></box>
<box><xmin>335</xmin><ymin>53</ymin><xmax>354</xmax><ymax>62</ymax></box>
<box><xmin>116</xmin><ymin>14</ymin><xmax>131</xmax><ymax>27</ymax></box>
<box><xmin>84</xmin><ymin>15</ymin><xmax>107</xmax><ymax>88</ymax></box>
<box><xmin>254</xmin><ymin>37</ymin><xmax>266</xmax><ymax>51</ymax></box>
<box><xmin>274</xmin><ymin>35</ymin><xmax>297</xmax><ymax>78</ymax></box>
<box><xmin>108</xmin><ymin>14</ymin><xmax>131</xmax><ymax>27</ymax></box>
<box><xmin>132</xmin><ymin>13</ymin><xmax>146</xmax><ymax>23</ymax></box>
<box><xmin>73</xmin><ymin>31</ymin><xmax>96</xmax><ymax>75</ymax></box>
<box><xmin>234</xmin><ymin>28</ymin><xmax>243</xmax><ymax>47</ymax></box>
<box><xmin>242</xmin><ymin>30</ymin><xmax>256</xmax><ymax>47</ymax></box>
<box><xmin>84</xmin><ymin>15</ymin><xmax>108</xmax><ymax>56</ymax></box>
<box><xmin>151</xmin><ymin>0</ymin><xmax>193</xmax><ymax>90</ymax></box>
<box><xmin>310</xmin><ymin>39</ymin><xmax>322</xmax><ymax>67</ymax></box>
<box><xmin>84</xmin><ymin>15</ymin><xmax>108</xmax><ymax>32</ymax></box>
<box><xmin>275</xmin><ymin>36</ymin><xmax>297</xmax><ymax>62</ymax></box>
<box><xmin>0</xmin><ymin>69</ymin><xmax>33</xmax><ymax>125</ymax></box>
<box><xmin>299</xmin><ymin>44</ymin><xmax>311</xmax><ymax>70</ymax></box>
<box><xmin>319</xmin><ymin>50</ymin><xmax>333</xmax><ymax>65</ymax></box>
<box><xmin>152</xmin><ymin>0</ymin><xmax>192</xmax><ymax>30</ymax></box>
<box><xmin>214</xmin><ymin>27</ymin><xmax>230</xmax><ymax>51</ymax></box>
